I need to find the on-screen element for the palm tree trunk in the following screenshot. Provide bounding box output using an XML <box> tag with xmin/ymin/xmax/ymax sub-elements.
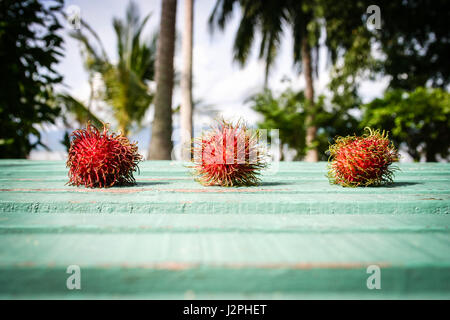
<box><xmin>180</xmin><ymin>0</ymin><xmax>194</xmax><ymax>161</ymax></box>
<box><xmin>148</xmin><ymin>0</ymin><xmax>177</xmax><ymax>160</ymax></box>
<box><xmin>263</xmin><ymin>63</ymin><xmax>270</xmax><ymax>89</ymax></box>
<box><xmin>301</xmin><ymin>35</ymin><xmax>318</xmax><ymax>162</ymax></box>
<box><xmin>426</xmin><ymin>146</ymin><xmax>436</xmax><ymax>162</ymax></box>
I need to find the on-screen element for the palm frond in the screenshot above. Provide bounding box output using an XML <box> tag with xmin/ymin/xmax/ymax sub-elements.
<box><xmin>71</xmin><ymin>1</ymin><xmax>157</xmax><ymax>136</ymax></box>
<box><xmin>208</xmin><ymin>0</ymin><xmax>239</xmax><ymax>33</ymax></box>
<box><xmin>57</xmin><ymin>93</ymin><xmax>103</xmax><ymax>128</ymax></box>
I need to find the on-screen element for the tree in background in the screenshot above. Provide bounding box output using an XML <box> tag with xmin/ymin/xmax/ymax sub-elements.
<box><xmin>249</xmin><ymin>87</ymin><xmax>358</xmax><ymax>161</ymax></box>
<box><xmin>326</xmin><ymin>0</ymin><xmax>450</xmax><ymax>106</ymax></box>
<box><xmin>208</xmin><ymin>0</ymin><xmax>319</xmax><ymax>161</ymax></box>
<box><xmin>0</xmin><ymin>0</ymin><xmax>64</xmax><ymax>158</ymax></box>
<box><xmin>361</xmin><ymin>87</ymin><xmax>450</xmax><ymax>162</ymax></box>
<box><xmin>148</xmin><ymin>0</ymin><xmax>178</xmax><ymax>160</ymax></box>
<box><xmin>249</xmin><ymin>89</ymin><xmax>306</xmax><ymax>161</ymax></box>
<box><xmin>70</xmin><ymin>1</ymin><xmax>157</xmax><ymax>137</ymax></box>
<box><xmin>376</xmin><ymin>0</ymin><xmax>450</xmax><ymax>90</ymax></box>
<box><xmin>209</xmin><ymin>0</ymin><xmax>374</xmax><ymax>162</ymax></box>
<box><xmin>326</xmin><ymin>0</ymin><xmax>450</xmax><ymax>105</ymax></box>
<box><xmin>321</xmin><ymin>0</ymin><xmax>379</xmax><ymax>113</ymax></box>
<box><xmin>180</xmin><ymin>0</ymin><xmax>195</xmax><ymax>161</ymax></box>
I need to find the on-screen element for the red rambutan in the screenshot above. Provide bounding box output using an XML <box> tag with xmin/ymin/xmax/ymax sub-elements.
<box><xmin>66</xmin><ymin>123</ymin><xmax>142</xmax><ymax>188</ymax></box>
<box><xmin>190</xmin><ymin>119</ymin><xmax>268</xmax><ymax>187</ymax></box>
<box><xmin>327</xmin><ymin>127</ymin><xmax>399</xmax><ymax>187</ymax></box>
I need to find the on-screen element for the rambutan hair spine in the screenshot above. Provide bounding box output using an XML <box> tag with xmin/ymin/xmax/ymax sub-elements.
<box><xmin>189</xmin><ymin>118</ymin><xmax>269</xmax><ymax>187</ymax></box>
<box><xmin>326</xmin><ymin>127</ymin><xmax>399</xmax><ymax>187</ymax></box>
<box><xmin>66</xmin><ymin>122</ymin><xmax>143</xmax><ymax>188</ymax></box>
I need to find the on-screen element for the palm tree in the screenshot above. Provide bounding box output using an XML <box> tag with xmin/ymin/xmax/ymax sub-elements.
<box><xmin>209</xmin><ymin>0</ymin><xmax>321</xmax><ymax>161</ymax></box>
<box><xmin>209</xmin><ymin>0</ymin><xmax>376</xmax><ymax>162</ymax></box>
<box><xmin>148</xmin><ymin>0</ymin><xmax>178</xmax><ymax>160</ymax></box>
<box><xmin>180</xmin><ymin>0</ymin><xmax>195</xmax><ymax>161</ymax></box>
<box><xmin>69</xmin><ymin>1</ymin><xmax>157</xmax><ymax>137</ymax></box>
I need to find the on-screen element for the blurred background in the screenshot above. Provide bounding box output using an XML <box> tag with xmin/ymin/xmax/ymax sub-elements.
<box><xmin>0</xmin><ymin>0</ymin><xmax>449</xmax><ymax>162</ymax></box>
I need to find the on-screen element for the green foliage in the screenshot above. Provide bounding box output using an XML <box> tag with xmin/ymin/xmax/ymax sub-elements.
<box><xmin>376</xmin><ymin>0</ymin><xmax>450</xmax><ymax>89</ymax></box>
<box><xmin>249</xmin><ymin>89</ymin><xmax>306</xmax><ymax>160</ymax></box>
<box><xmin>319</xmin><ymin>0</ymin><xmax>382</xmax><ymax>113</ymax></box>
<box><xmin>326</xmin><ymin>0</ymin><xmax>450</xmax><ymax>94</ymax></box>
<box><xmin>71</xmin><ymin>1</ymin><xmax>156</xmax><ymax>136</ymax></box>
<box><xmin>0</xmin><ymin>0</ymin><xmax>64</xmax><ymax>158</ymax></box>
<box><xmin>361</xmin><ymin>87</ymin><xmax>450</xmax><ymax>161</ymax></box>
<box><xmin>249</xmin><ymin>88</ymin><xmax>359</xmax><ymax>160</ymax></box>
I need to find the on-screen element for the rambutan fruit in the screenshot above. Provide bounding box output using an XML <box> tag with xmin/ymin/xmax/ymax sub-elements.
<box><xmin>66</xmin><ymin>123</ymin><xmax>142</xmax><ymax>188</ymax></box>
<box><xmin>327</xmin><ymin>127</ymin><xmax>399</xmax><ymax>187</ymax></box>
<box><xmin>190</xmin><ymin>119</ymin><xmax>268</xmax><ymax>187</ymax></box>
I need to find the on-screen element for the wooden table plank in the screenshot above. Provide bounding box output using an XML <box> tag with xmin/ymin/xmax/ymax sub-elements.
<box><xmin>0</xmin><ymin>193</ymin><xmax>447</xmax><ymax>214</ymax></box>
<box><xmin>0</xmin><ymin>160</ymin><xmax>449</xmax><ymax>299</ymax></box>
<box><xmin>0</xmin><ymin>161</ymin><xmax>448</xmax><ymax>215</ymax></box>
<box><xmin>0</xmin><ymin>212</ymin><xmax>448</xmax><ymax>233</ymax></box>
<box><xmin>0</xmin><ymin>231</ymin><xmax>449</xmax><ymax>298</ymax></box>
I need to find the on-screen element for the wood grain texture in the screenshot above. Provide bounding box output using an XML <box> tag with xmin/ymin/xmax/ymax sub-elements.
<box><xmin>0</xmin><ymin>160</ymin><xmax>449</xmax><ymax>299</ymax></box>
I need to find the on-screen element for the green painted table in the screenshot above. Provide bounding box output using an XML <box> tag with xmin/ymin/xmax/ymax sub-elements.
<box><xmin>0</xmin><ymin>160</ymin><xmax>449</xmax><ymax>299</ymax></box>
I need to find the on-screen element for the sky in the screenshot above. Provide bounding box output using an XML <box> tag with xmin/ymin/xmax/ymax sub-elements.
<box><xmin>32</xmin><ymin>0</ymin><xmax>390</xmax><ymax>159</ymax></box>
